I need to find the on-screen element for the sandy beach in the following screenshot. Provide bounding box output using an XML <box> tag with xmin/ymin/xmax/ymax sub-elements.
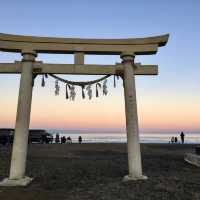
<box><xmin>0</xmin><ymin>143</ymin><xmax>199</xmax><ymax>200</ymax></box>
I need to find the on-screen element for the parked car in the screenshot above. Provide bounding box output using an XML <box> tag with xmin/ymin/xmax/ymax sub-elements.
<box><xmin>29</xmin><ymin>129</ymin><xmax>53</xmax><ymax>144</ymax></box>
<box><xmin>0</xmin><ymin>128</ymin><xmax>14</xmax><ymax>145</ymax></box>
<box><xmin>0</xmin><ymin>129</ymin><xmax>53</xmax><ymax>144</ymax></box>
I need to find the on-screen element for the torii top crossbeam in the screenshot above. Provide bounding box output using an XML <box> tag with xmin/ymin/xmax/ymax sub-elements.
<box><xmin>0</xmin><ymin>33</ymin><xmax>168</xmax><ymax>55</ymax></box>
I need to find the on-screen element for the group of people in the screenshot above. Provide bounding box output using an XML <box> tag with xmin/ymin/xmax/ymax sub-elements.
<box><xmin>55</xmin><ymin>134</ymin><xmax>82</xmax><ymax>144</ymax></box>
<box><xmin>170</xmin><ymin>132</ymin><xmax>185</xmax><ymax>144</ymax></box>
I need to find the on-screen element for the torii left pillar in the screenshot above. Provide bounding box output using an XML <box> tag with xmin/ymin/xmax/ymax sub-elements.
<box><xmin>0</xmin><ymin>51</ymin><xmax>36</xmax><ymax>186</ymax></box>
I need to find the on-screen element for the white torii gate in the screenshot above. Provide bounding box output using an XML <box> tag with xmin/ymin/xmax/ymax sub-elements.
<box><xmin>0</xmin><ymin>33</ymin><xmax>169</xmax><ymax>186</ymax></box>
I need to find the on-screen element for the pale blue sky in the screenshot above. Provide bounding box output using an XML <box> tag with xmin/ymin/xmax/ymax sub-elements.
<box><xmin>0</xmin><ymin>0</ymin><xmax>200</xmax><ymax>132</ymax></box>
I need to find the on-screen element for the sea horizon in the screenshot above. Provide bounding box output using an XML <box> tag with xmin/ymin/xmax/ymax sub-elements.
<box><xmin>1</xmin><ymin>127</ymin><xmax>199</xmax><ymax>144</ymax></box>
<box><xmin>47</xmin><ymin>129</ymin><xmax>200</xmax><ymax>144</ymax></box>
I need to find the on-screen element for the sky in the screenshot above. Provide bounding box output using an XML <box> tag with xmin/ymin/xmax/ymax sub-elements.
<box><xmin>0</xmin><ymin>0</ymin><xmax>200</xmax><ymax>133</ymax></box>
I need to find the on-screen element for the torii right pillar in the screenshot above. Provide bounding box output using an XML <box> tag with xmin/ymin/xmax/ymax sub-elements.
<box><xmin>121</xmin><ymin>52</ymin><xmax>147</xmax><ymax>181</ymax></box>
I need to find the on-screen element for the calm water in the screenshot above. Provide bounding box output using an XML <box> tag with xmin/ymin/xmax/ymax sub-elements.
<box><xmin>48</xmin><ymin>130</ymin><xmax>200</xmax><ymax>144</ymax></box>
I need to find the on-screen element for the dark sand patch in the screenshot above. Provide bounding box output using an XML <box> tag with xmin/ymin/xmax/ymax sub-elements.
<box><xmin>0</xmin><ymin>143</ymin><xmax>199</xmax><ymax>200</ymax></box>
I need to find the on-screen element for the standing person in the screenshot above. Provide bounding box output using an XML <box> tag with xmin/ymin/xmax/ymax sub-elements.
<box><xmin>55</xmin><ymin>133</ymin><xmax>60</xmax><ymax>144</ymax></box>
<box><xmin>62</xmin><ymin>136</ymin><xmax>66</xmax><ymax>144</ymax></box>
<box><xmin>171</xmin><ymin>136</ymin><xmax>175</xmax><ymax>144</ymax></box>
<box><xmin>78</xmin><ymin>136</ymin><xmax>82</xmax><ymax>144</ymax></box>
<box><xmin>180</xmin><ymin>132</ymin><xmax>185</xmax><ymax>144</ymax></box>
<box><xmin>61</xmin><ymin>136</ymin><xmax>64</xmax><ymax>144</ymax></box>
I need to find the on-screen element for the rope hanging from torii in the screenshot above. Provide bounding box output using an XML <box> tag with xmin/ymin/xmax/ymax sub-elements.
<box><xmin>41</xmin><ymin>74</ymin><xmax>120</xmax><ymax>101</ymax></box>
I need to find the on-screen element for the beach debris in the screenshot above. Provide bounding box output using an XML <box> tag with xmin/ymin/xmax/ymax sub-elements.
<box><xmin>184</xmin><ymin>153</ymin><xmax>200</xmax><ymax>167</ymax></box>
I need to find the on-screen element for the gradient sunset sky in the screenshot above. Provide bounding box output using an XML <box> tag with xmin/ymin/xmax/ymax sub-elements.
<box><xmin>0</xmin><ymin>0</ymin><xmax>200</xmax><ymax>133</ymax></box>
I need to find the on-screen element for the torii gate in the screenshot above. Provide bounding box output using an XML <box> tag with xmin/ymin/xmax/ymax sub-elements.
<box><xmin>0</xmin><ymin>33</ymin><xmax>169</xmax><ymax>186</ymax></box>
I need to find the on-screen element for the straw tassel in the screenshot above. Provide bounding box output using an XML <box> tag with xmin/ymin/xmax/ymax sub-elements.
<box><xmin>66</xmin><ymin>84</ymin><xmax>69</xmax><ymax>99</ymax></box>
<box><xmin>103</xmin><ymin>79</ymin><xmax>108</xmax><ymax>95</ymax></box>
<box><xmin>114</xmin><ymin>75</ymin><xmax>116</xmax><ymax>88</ymax></box>
<box><xmin>55</xmin><ymin>80</ymin><xmax>60</xmax><ymax>95</ymax></box>
<box><xmin>86</xmin><ymin>85</ymin><xmax>92</xmax><ymax>100</ymax></box>
<box><xmin>96</xmin><ymin>83</ymin><xmax>101</xmax><ymax>97</ymax></box>
<box><xmin>96</xmin><ymin>84</ymin><xmax>99</xmax><ymax>97</ymax></box>
<box><xmin>70</xmin><ymin>85</ymin><xmax>76</xmax><ymax>101</ymax></box>
<box><xmin>81</xmin><ymin>85</ymin><xmax>85</xmax><ymax>99</ymax></box>
<box><xmin>41</xmin><ymin>75</ymin><xmax>45</xmax><ymax>87</ymax></box>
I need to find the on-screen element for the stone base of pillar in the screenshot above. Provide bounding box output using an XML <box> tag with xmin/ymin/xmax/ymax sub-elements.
<box><xmin>0</xmin><ymin>176</ymin><xmax>33</xmax><ymax>186</ymax></box>
<box><xmin>123</xmin><ymin>175</ymin><xmax>148</xmax><ymax>182</ymax></box>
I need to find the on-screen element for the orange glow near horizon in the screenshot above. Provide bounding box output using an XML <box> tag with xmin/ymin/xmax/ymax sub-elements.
<box><xmin>0</xmin><ymin>77</ymin><xmax>200</xmax><ymax>132</ymax></box>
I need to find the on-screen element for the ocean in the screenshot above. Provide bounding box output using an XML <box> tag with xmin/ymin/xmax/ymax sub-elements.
<box><xmin>48</xmin><ymin>130</ymin><xmax>200</xmax><ymax>144</ymax></box>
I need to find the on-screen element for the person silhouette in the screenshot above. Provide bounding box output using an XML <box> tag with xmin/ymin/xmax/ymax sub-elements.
<box><xmin>171</xmin><ymin>136</ymin><xmax>175</xmax><ymax>144</ymax></box>
<box><xmin>55</xmin><ymin>133</ymin><xmax>60</xmax><ymax>144</ymax></box>
<box><xmin>67</xmin><ymin>136</ymin><xmax>72</xmax><ymax>144</ymax></box>
<box><xmin>180</xmin><ymin>132</ymin><xmax>185</xmax><ymax>144</ymax></box>
<box><xmin>78</xmin><ymin>136</ymin><xmax>82</xmax><ymax>144</ymax></box>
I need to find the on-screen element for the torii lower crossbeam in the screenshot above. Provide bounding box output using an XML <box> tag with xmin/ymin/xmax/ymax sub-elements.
<box><xmin>0</xmin><ymin>62</ymin><xmax>158</xmax><ymax>75</ymax></box>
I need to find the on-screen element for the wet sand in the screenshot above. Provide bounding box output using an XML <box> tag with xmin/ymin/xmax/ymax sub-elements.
<box><xmin>0</xmin><ymin>143</ymin><xmax>200</xmax><ymax>200</ymax></box>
